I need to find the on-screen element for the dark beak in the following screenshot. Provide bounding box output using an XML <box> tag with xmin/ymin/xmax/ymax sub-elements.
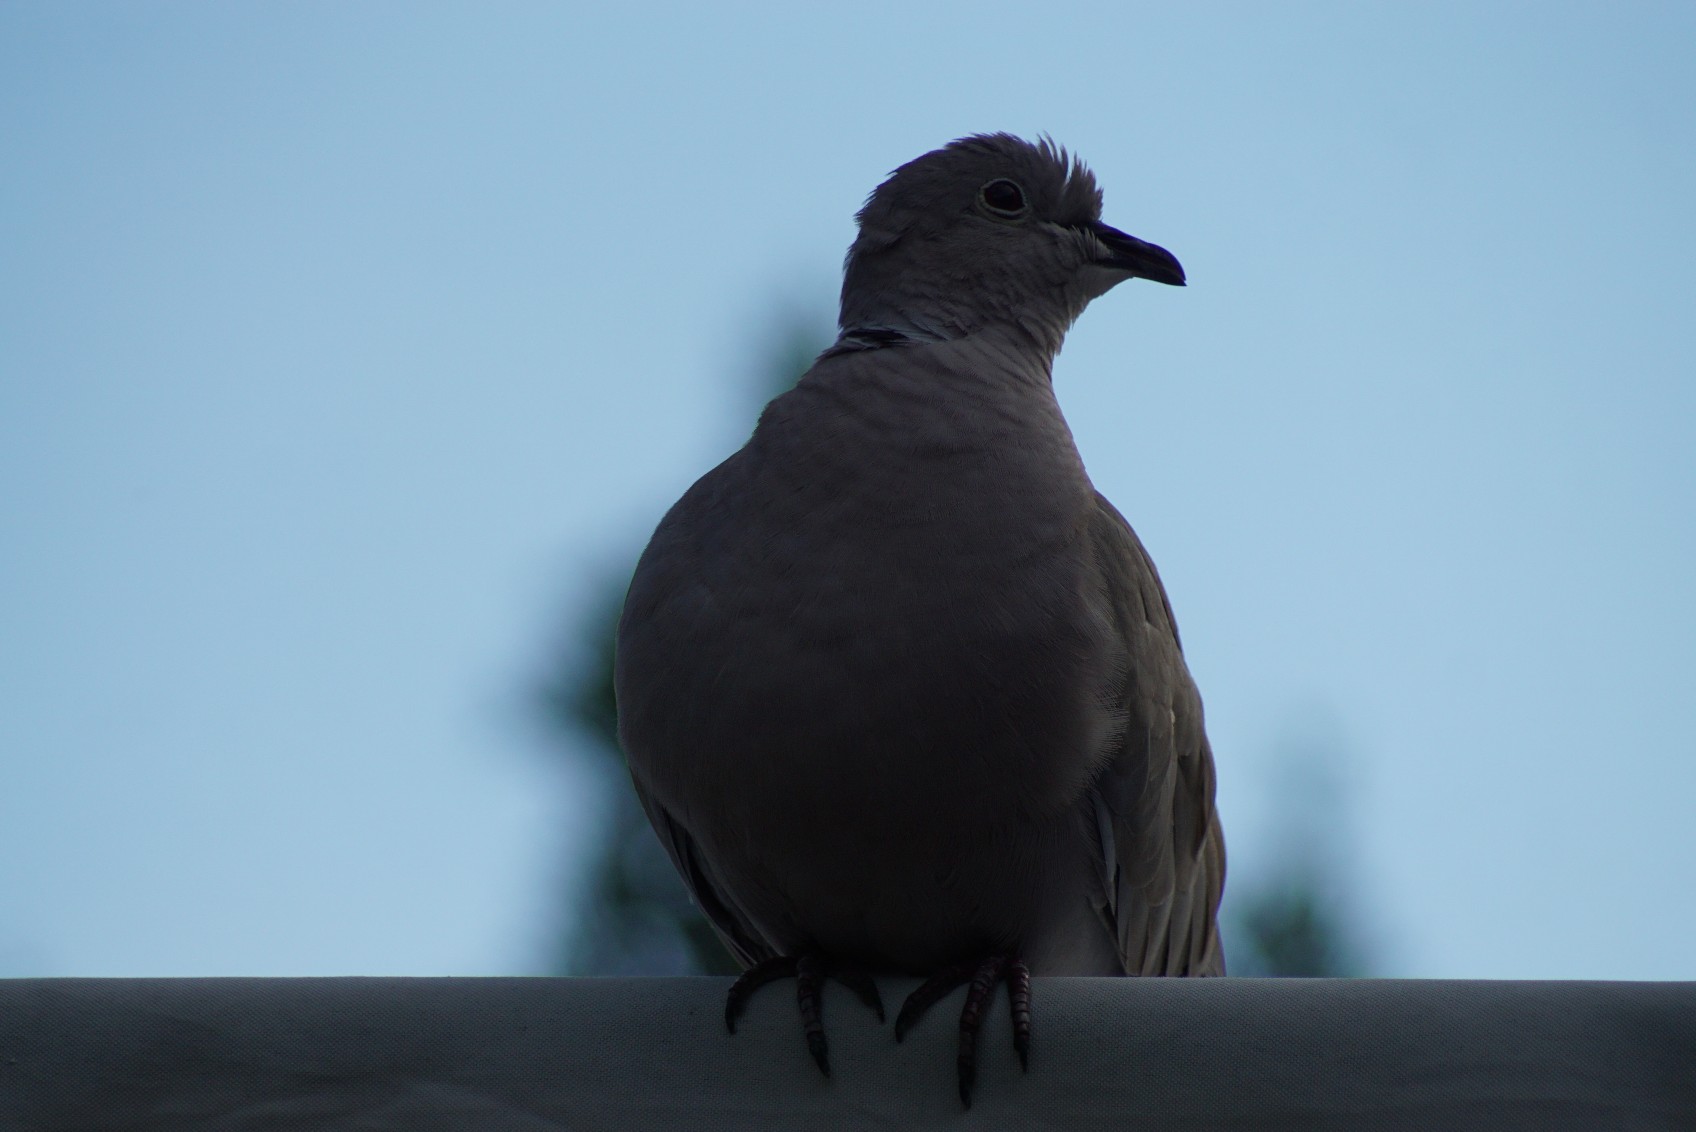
<box><xmin>1087</xmin><ymin>221</ymin><xmax>1186</xmax><ymax>286</ymax></box>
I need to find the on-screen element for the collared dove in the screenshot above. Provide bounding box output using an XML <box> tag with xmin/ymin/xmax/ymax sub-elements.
<box><xmin>615</xmin><ymin>133</ymin><xmax>1225</xmax><ymax>1106</ymax></box>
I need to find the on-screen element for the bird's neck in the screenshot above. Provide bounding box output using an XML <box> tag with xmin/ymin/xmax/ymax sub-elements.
<box><xmin>825</xmin><ymin>314</ymin><xmax>1064</xmax><ymax>370</ymax></box>
<box><xmin>760</xmin><ymin>327</ymin><xmax>1090</xmax><ymax>523</ymax></box>
<box><xmin>810</xmin><ymin>325</ymin><xmax>1061</xmax><ymax>409</ymax></box>
<box><xmin>828</xmin><ymin>314</ymin><xmax>964</xmax><ymax>356</ymax></box>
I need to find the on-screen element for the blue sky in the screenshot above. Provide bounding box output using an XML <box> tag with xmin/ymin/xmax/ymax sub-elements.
<box><xmin>3</xmin><ymin>2</ymin><xmax>1692</xmax><ymax>979</ymax></box>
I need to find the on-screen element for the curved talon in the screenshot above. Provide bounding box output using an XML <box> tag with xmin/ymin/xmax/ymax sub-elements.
<box><xmin>795</xmin><ymin>954</ymin><xmax>830</xmax><ymax>1074</ymax></box>
<box><xmin>832</xmin><ymin>966</ymin><xmax>887</xmax><ymax>1023</ymax></box>
<box><xmin>896</xmin><ymin>953</ymin><xmax>1032</xmax><ymax>1108</ymax></box>
<box><xmin>725</xmin><ymin>955</ymin><xmax>799</xmax><ymax>1032</ymax></box>
<box><xmin>893</xmin><ymin>959</ymin><xmax>976</xmax><ymax>1042</ymax></box>
<box><xmin>721</xmin><ymin>951</ymin><xmax>885</xmax><ymax>1079</ymax></box>
<box><xmin>1005</xmin><ymin>958</ymin><xmax>1032</xmax><ymax>1071</ymax></box>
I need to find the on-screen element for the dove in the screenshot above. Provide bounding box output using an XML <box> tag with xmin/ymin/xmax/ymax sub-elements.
<box><xmin>615</xmin><ymin>133</ymin><xmax>1225</xmax><ymax>1106</ymax></box>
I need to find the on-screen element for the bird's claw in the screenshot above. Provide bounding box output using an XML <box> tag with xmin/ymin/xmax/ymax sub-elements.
<box><xmin>724</xmin><ymin>952</ymin><xmax>885</xmax><ymax>1077</ymax></box>
<box><xmin>895</xmin><ymin>954</ymin><xmax>1031</xmax><ymax>1107</ymax></box>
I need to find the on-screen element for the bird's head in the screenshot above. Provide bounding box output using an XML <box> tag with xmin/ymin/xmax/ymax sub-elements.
<box><xmin>839</xmin><ymin>134</ymin><xmax>1184</xmax><ymax>354</ymax></box>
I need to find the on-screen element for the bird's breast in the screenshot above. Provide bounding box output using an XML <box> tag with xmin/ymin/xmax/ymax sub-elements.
<box><xmin>614</xmin><ymin>361</ymin><xmax>1131</xmax><ymax>968</ymax></box>
<box><xmin>655</xmin><ymin>421</ymin><xmax>1118</xmax><ymax>830</ymax></box>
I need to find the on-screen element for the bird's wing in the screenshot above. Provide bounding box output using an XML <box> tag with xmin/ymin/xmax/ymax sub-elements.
<box><xmin>1085</xmin><ymin>491</ymin><xmax>1227</xmax><ymax>976</ymax></box>
<box><xmin>629</xmin><ymin>776</ymin><xmax>776</xmax><ymax>970</ymax></box>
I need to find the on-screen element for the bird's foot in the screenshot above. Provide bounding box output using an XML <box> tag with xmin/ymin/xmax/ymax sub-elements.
<box><xmin>894</xmin><ymin>953</ymin><xmax>1031</xmax><ymax>1107</ymax></box>
<box><xmin>724</xmin><ymin>952</ymin><xmax>885</xmax><ymax>1077</ymax></box>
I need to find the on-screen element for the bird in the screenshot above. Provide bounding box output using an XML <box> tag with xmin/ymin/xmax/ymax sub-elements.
<box><xmin>614</xmin><ymin>133</ymin><xmax>1225</xmax><ymax>1106</ymax></box>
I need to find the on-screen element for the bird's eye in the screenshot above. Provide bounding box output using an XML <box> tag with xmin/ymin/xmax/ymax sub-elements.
<box><xmin>980</xmin><ymin>179</ymin><xmax>1028</xmax><ymax>218</ymax></box>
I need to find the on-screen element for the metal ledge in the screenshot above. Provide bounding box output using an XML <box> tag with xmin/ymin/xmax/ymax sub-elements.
<box><xmin>2</xmin><ymin>977</ymin><xmax>1693</xmax><ymax>1129</ymax></box>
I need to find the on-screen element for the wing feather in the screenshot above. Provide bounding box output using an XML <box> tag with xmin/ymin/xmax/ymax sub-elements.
<box><xmin>1086</xmin><ymin>492</ymin><xmax>1226</xmax><ymax>976</ymax></box>
<box><xmin>630</xmin><ymin>778</ymin><xmax>775</xmax><ymax>969</ymax></box>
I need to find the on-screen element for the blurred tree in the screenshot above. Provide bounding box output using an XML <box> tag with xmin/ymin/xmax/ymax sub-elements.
<box><xmin>1223</xmin><ymin>739</ymin><xmax>1372</xmax><ymax>977</ymax></box>
<box><xmin>1227</xmin><ymin>862</ymin><xmax>1367</xmax><ymax>977</ymax></box>
<box><xmin>539</xmin><ymin>312</ymin><xmax>828</xmax><ymax>975</ymax></box>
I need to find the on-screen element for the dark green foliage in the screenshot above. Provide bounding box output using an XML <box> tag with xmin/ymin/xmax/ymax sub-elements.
<box><xmin>1222</xmin><ymin>741</ymin><xmax>1373</xmax><ymax>978</ymax></box>
<box><xmin>1228</xmin><ymin>873</ymin><xmax>1365</xmax><ymax>977</ymax></box>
